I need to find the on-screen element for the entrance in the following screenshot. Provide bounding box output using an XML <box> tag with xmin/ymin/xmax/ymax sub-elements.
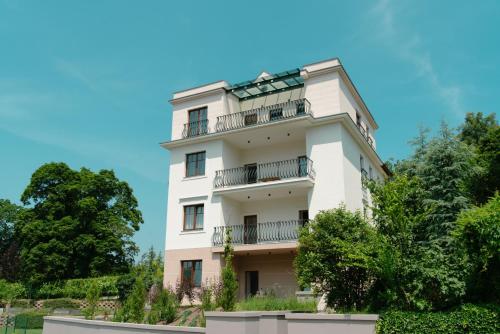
<box><xmin>245</xmin><ymin>271</ymin><xmax>259</xmax><ymax>297</ymax></box>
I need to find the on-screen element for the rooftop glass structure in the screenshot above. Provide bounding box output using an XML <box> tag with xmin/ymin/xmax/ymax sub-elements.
<box><xmin>227</xmin><ymin>69</ymin><xmax>304</xmax><ymax>100</ymax></box>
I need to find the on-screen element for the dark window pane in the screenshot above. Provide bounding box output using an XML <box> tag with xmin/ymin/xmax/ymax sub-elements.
<box><xmin>194</xmin><ymin>261</ymin><xmax>202</xmax><ymax>287</ymax></box>
<box><xmin>196</xmin><ymin>206</ymin><xmax>204</xmax><ymax>229</ymax></box>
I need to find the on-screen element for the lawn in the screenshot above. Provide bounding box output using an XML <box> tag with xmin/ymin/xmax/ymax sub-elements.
<box><xmin>0</xmin><ymin>328</ymin><xmax>43</xmax><ymax>334</ymax></box>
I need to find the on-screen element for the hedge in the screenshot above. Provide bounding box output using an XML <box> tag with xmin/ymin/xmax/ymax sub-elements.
<box><xmin>14</xmin><ymin>311</ymin><xmax>49</xmax><ymax>329</ymax></box>
<box><xmin>377</xmin><ymin>304</ymin><xmax>499</xmax><ymax>334</ymax></box>
<box><xmin>36</xmin><ymin>276</ymin><xmax>119</xmax><ymax>299</ymax></box>
<box><xmin>41</xmin><ymin>298</ymin><xmax>80</xmax><ymax>309</ymax></box>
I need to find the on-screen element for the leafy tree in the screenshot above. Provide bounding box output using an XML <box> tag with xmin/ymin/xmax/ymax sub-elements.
<box><xmin>459</xmin><ymin>112</ymin><xmax>497</xmax><ymax>146</ymax></box>
<box><xmin>18</xmin><ymin>162</ymin><xmax>143</xmax><ymax>286</ymax></box>
<box><xmin>295</xmin><ymin>207</ymin><xmax>378</xmax><ymax>311</ymax></box>
<box><xmin>220</xmin><ymin>228</ymin><xmax>238</xmax><ymax>311</ymax></box>
<box><xmin>136</xmin><ymin>247</ymin><xmax>164</xmax><ymax>292</ymax></box>
<box><xmin>455</xmin><ymin>193</ymin><xmax>500</xmax><ymax>303</ymax></box>
<box><xmin>0</xmin><ymin>199</ymin><xmax>23</xmax><ymax>281</ymax></box>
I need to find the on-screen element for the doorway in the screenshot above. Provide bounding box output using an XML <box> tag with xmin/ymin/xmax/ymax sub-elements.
<box><xmin>245</xmin><ymin>271</ymin><xmax>259</xmax><ymax>297</ymax></box>
<box><xmin>244</xmin><ymin>215</ymin><xmax>258</xmax><ymax>244</ymax></box>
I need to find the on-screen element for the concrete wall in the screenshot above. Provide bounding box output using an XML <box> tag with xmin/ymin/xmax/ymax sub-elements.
<box><xmin>43</xmin><ymin>317</ymin><xmax>204</xmax><ymax>334</ymax></box>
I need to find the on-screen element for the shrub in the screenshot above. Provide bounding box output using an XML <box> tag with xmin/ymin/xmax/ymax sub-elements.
<box><xmin>220</xmin><ymin>228</ymin><xmax>238</xmax><ymax>311</ymax></box>
<box><xmin>198</xmin><ymin>282</ymin><xmax>214</xmax><ymax>312</ymax></box>
<box><xmin>42</xmin><ymin>298</ymin><xmax>79</xmax><ymax>309</ymax></box>
<box><xmin>147</xmin><ymin>288</ymin><xmax>178</xmax><ymax>324</ymax></box>
<box><xmin>175</xmin><ymin>279</ymin><xmax>195</xmax><ymax>305</ymax></box>
<box><xmin>236</xmin><ymin>296</ymin><xmax>316</xmax><ymax>312</ymax></box>
<box><xmin>0</xmin><ymin>280</ymin><xmax>26</xmax><ymax>303</ymax></box>
<box><xmin>11</xmin><ymin>299</ymin><xmax>31</xmax><ymax>308</ymax></box>
<box><xmin>116</xmin><ymin>276</ymin><xmax>146</xmax><ymax>323</ymax></box>
<box><xmin>35</xmin><ymin>276</ymin><xmax>119</xmax><ymax>299</ymax></box>
<box><xmin>82</xmin><ymin>280</ymin><xmax>102</xmax><ymax>320</ymax></box>
<box><xmin>116</xmin><ymin>273</ymin><xmax>136</xmax><ymax>303</ymax></box>
<box><xmin>377</xmin><ymin>304</ymin><xmax>499</xmax><ymax>334</ymax></box>
<box><xmin>14</xmin><ymin>311</ymin><xmax>48</xmax><ymax>329</ymax></box>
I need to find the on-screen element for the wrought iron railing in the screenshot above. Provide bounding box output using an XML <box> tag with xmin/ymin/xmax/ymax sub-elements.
<box><xmin>357</xmin><ymin>123</ymin><xmax>374</xmax><ymax>149</ymax></box>
<box><xmin>212</xmin><ymin>220</ymin><xmax>307</xmax><ymax>246</ymax></box>
<box><xmin>214</xmin><ymin>157</ymin><xmax>315</xmax><ymax>188</ymax></box>
<box><xmin>182</xmin><ymin>119</ymin><xmax>209</xmax><ymax>138</ymax></box>
<box><xmin>215</xmin><ymin>98</ymin><xmax>311</xmax><ymax>132</ymax></box>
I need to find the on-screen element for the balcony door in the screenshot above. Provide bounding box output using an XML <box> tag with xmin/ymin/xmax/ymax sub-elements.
<box><xmin>188</xmin><ymin>107</ymin><xmax>207</xmax><ymax>136</ymax></box>
<box><xmin>297</xmin><ymin>156</ymin><xmax>308</xmax><ymax>177</ymax></box>
<box><xmin>244</xmin><ymin>163</ymin><xmax>257</xmax><ymax>184</ymax></box>
<box><xmin>245</xmin><ymin>271</ymin><xmax>259</xmax><ymax>297</ymax></box>
<box><xmin>244</xmin><ymin>215</ymin><xmax>257</xmax><ymax>244</ymax></box>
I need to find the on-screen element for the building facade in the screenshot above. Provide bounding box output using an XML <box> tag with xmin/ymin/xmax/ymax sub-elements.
<box><xmin>161</xmin><ymin>58</ymin><xmax>388</xmax><ymax>299</ymax></box>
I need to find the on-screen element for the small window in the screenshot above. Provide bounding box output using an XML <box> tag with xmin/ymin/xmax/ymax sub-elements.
<box><xmin>356</xmin><ymin>112</ymin><xmax>361</xmax><ymax>127</ymax></box>
<box><xmin>360</xmin><ymin>155</ymin><xmax>365</xmax><ymax>170</ymax></box>
<box><xmin>181</xmin><ymin>260</ymin><xmax>202</xmax><ymax>287</ymax></box>
<box><xmin>366</xmin><ymin>126</ymin><xmax>370</xmax><ymax>137</ymax></box>
<box><xmin>186</xmin><ymin>151</ymin><xmax>206</xmax><ymax>177</ymax></box>
<box><xmin>183</xmin><ymin>204</ymin><xmax>204</xmax><ymax>230</ymax></box>
<box><xmin>369</xmin><ymin>166</ymin><xmax>373</xmax><ymax>180</ymax></box>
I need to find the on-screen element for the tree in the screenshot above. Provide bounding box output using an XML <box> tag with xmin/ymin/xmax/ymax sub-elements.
<box><xmin>0</xmin><ymin>199</ymin><xmax>23</xmax><ymax>281</ymax></box>
<box><xmin>136</xmin><ymin>247</ymin><xmax>164</xmax><ymax>293</ymax></box>
<box><xmin>18</xmin><ymin>162</ymin><xmax>143</xmax><ymax>286</ymax></box>
<box><xmin>455</xmin><ymin>193</ymin><xmax>500</xmax><ymax>303</ymax></box>
<box><xmin>295</xmin><ymin>207</ymin><xmax>378</xmax><ymax>311</ymax></box>
<box><xmin>219</xmin><ymin>228</ymin><xmax>238</xmax><ymax>311</ymax></box>
<box><xmin>117</xmin><ymin>276</ymin><xmax>146</xmax><ymax>323</ymax></box>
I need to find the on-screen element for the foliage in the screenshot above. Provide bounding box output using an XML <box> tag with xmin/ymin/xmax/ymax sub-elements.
<box><xmin>14</xmin><ymin>311</ymin><xmax>49</xmax><ymax>329</ymax></box>
<box><xmin>147</xmin><ymin>288</ymin><xmax>178</xmax><ymax>324</ymax></box>
<box><xmin>36</xmin><ymin>276</ymin><xmax>119</xmax><ymax>299</ymax></box>
<box><xmin>82</xmin><ymin>280</ymin><xmax>101</xmax><ymax>320</ymax></box>
<box><xmin>41</xmin><ymin>298</ymin><xmax>79</xmax><ymax>309</ymax></box>
<box><xmin>198</xmin><ymin>281</ymin><xmax>215</xmax><ymax>312</ymax></box>
<box><xmin>0</xmin><ymin>199</ymin><xmax>23</xmax><ymax>281</ymax></box>
<box><xmin>0</xmin><ymin>280</ymin><xmax>26</xmax><ymax>304</ymax></box>
<box><xmin>136</xmin><ymin>247</ymin><xmax>164</xmax><ymax>292</ymax></box>
<box><xmin>219</xmin><ymin>228</ymin><xmax>238</xmax><ymax>311</ymax></box>
<box><xmin>377</xmin><ymin>304</ymin><xmax>499</xmax><ymax>334</ymax></box>
<box><xmin>455</xmin><ymin>194</ymin><xmax>500</xmax><ymax>303</ymax></box>
<box><xmin>18</xmin><ymin>162</ymin><xmax>143</xmax><ymax>287</ymax></box>
<box><xmin>295</xmin><ymin>207</ymin><xmax>378</xmax><ymax>311</ymax></box>
<box><xmin>236</xmin><ymin>296</ymin><xmax>316</xmax><ymax>312</ymax></box>
<box><xmin>116</xmin><ymin>274</ymin><xmax>136</xmax><ymax>303</ymax></box>
<box><xmin>115</xmin><ymin>276</ymin><xmax>146</xmax><ymax>323</ymax></box>
<box><xmin>175</xmin><ymin>279</ymin><xmax>195</xmax><ymax>305</ymax></box>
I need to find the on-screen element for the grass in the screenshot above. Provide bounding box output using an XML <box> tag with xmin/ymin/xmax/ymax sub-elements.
<box><xmin>0</xmin><ymin>328</ymin><xmax>43</xmax><ymax>334</ymax></box>
<box><xmin>236</xmin><ymin>296</ymin><xmax>317</xmax><ymax>312</ymax></box>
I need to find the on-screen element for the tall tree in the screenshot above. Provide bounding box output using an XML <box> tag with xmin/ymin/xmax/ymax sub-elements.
<box><xmin>0</xmin><ymin>199</ymin><xmax>23</xmax><ymax>281</ymax></box>
<box><xmin>18</xmin><ymin>162</ymin><xmax>143</xmax><ymax>286</ymax></box>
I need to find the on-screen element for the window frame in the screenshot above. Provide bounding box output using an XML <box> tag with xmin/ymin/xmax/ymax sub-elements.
<box><xmin>183</xmin><ymin>204</ymin><xmax>204</xmax><ymax>231</ymax></box>
<box><xmin>185</xmin><ymin>151</ymin><xmax>206</xmax><ymax>177</ymax></box>
<box><xmin>181</xmin><ymin>260</ymin><xmax>202</xmax><ymax>287</ymax></box>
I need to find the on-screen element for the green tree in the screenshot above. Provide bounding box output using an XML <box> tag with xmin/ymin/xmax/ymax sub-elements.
<box><xmin>0</xmin><ymin>199</ymin><xmax>23</xmax><ymax>281</ymax></box>
<box><xmin>147</xmin><ymin>288</ymin><xmax>178</xmax><ymax>324</ymax></box>
<box><xmin>136</xmin><ymin>247</ymin><xmax>164</xmax><ymax>292</ymax></box>
<box><xmin>18</xmin><ymin>162</ymin><xmax>143</xmax><ymax>286</ymax></box>
<box><xmin>122</xmin><ymin>276</ymin><xmax>147</xmax><ymax>323</ymax></box>
<box><xmin>455</xmin><ymin>193</ymin><xmax>500</xmax><ymax>303</ymax></box>
<box><xmin>219</xmin><ymin>228</ymin><xmax>238</xmax><ymax>311</ymax></box>
<box><xmin>83</xmin><ymin>280</ymin><xmax>102</xmax><ymax>320</ymax></box>
<box><xmin>295</xmin><ymin>207</ymin><xmax>378</xmax><ymax>311</ymax></box>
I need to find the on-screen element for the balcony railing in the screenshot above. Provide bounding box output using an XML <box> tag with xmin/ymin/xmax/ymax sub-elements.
<box><xmin>215</xmin><ymin>98</ymin><xmax>311</xmax><ymax>133</ymax></box>
<box><xmin>357</xmin><ymin>123</ymin><xmax>374</xmax><ymax>148</ymax></box>
<box><xmin>212</xmin><ymin>220</ymin><xmax>307</xmax><ymax>247</ymax></box>
<box><xmin>214</xmin><ymin>157</ymin><xmax>315</xmax><ymax>188</ymax></box>
<box><xmin>182</xmin><ymin>119</ymin><xmax>209</xmax><ymax>138</ymax></box>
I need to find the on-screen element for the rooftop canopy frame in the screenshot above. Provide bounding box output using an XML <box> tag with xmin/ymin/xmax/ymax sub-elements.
<box><xmin>226</xmin><ymin>69</ymin><xmax>304</xmax><ymax>100</ymax></box>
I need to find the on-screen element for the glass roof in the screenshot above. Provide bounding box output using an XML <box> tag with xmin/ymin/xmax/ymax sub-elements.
<box><xmin>227</xmin><ymin>69</ymin><xmax>304</xmax><ymax>100</ymax></box>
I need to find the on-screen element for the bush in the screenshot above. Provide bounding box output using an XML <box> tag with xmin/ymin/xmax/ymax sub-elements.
<box><xmin>11</xmin><ymin>299</ymin><xmax>31</xmax><ymax>308</ymax></box>
<box><xmin>0</xmin><ymin>280</ymin><xmax>26</xmax><ymax>303</ymax></box>
<box><xmin>114</xmin><ymin>276</ymin><xmax>146</xmax><ymax>323</ymax></box>
<box><xmin>14</xmin><ymin>311</ymin><xmax>48</xmax><ymax>329</ymax></box>
<box><xmin>220</xmin><ymin>228</ymin><xmax>238</xmax><ymax>311</ymax></box>
<box><xmin>147</xmin><ymin>288</ymin><xmax>178</xmax><ymax>324</ymax></box>
<box><xmin>36</xmin><ymin>276</ymin><xmax>119</xmax><ymax>299</ymax></box>
<box><xmin>42</xmin><ymin>298</ymin><xmax>80</xmax><ymax>309</ymax></box>
<box><xmin>116</xmin><ymin>274</ymin><xmax>136</xmax><ymax>302</ymax></box>
<box><xmin>377</xmin><ymin>304</ymin><xmax>499</xmax><ymax>334</ymax></box>
<box><xmin>82</xmin><ymin>281</ymin><xmax>101</xmax><ymax>320</ymax></box>
<box><xmin>236</xmin><ymin>296</ymin><xmax>316</xmax><ymax>312</ymax></box>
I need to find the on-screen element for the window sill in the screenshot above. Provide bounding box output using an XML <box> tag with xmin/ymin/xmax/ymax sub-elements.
<box><xmin>180</xmin><ymin>230</ymin><xmax>205</xmax><ymax>235</ymax></box>
<box><xmin>183</xmin><ymin>175</ymin><xmax>207</xmax><ymax>181</ymax></box>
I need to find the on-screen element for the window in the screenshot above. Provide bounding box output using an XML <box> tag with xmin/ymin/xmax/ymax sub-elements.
<box><xmin>183</xmin><ymin>204</ymin><xmax>204</xmax><ymax>230</ymax></box>
<box><xmin>369</xmin><ymin>166</ymin><xmax>373</xmax><ymax>180</ymax></box>
<box><xmin>360</xmin><ymin>155</ymin><xmax>365</xmax><ymax>171</ymax></box>
<box><xmin>186</xmin><ymin>151</ymin><xmax>206</xmax><ymax>177</ymax></box>
<box><xmin>366</xmin><ymin>126</ymin><xmax>370</xmax><ymax>138</ymax></box>
<box><xmin>181</xmin><ymin>260</ymin><xmax>202</xmax><ymax>287</ymax></box>
<box><xmin>356</xmin><ymin>112</ymin><xmax>361</xmax><ymax>127</ymax></box>
<box><xmin>187</xmin><ymin>107</ymin><xmax>208</xmax><ymax>137</ymax></box>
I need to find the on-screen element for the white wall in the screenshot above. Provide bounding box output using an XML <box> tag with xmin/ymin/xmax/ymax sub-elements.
<box><xmin>239</xmin><ymin>141</ymin><xmax>306</xmax><ymax>166</ymax></box>
<box><xmin>239</xmin><ymin>197</ymin><xmax>308</xmax><ymax>225</ymax></box>
<box><xmin>303</xmin><ymin>71</ymin><xmax>341</xmax><ymax>118</ymax></box>
<box><xmin>305</xmin><ymin>123</ymin><xmax>346</xmax><ymax>217</ymax></box>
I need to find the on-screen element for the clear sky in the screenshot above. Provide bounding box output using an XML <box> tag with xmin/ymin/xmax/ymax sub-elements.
<box><xmin>1</xmin><ymin>0</ymin><xmax>498</xmax><ymax>256</ymax></box>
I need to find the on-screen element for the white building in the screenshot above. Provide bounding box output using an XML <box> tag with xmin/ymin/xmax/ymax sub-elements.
<box><xmin>161</xmin><ymin>58</ymin><xmax>389</xmax><ymax>299</ymax></box>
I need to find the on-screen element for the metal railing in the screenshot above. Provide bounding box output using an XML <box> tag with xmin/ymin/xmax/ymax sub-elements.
<box><xmin>357</xmin><ymin>123</ymin><xmax>374</xmax><ymax>149</ymax></box>
<box><xmin>212</xmin><ymin>220</ymin><xmax>307</xmax><ymax>246</ymax></box>
<box><xmin>215</xmin><ymin>98</ymin><xmax>311</xmax><ymax>132</ymax></box>
<box><xmin>214</xmin><ymin>157</ymin><xmax>315</xmax><ymax>188</ymax></box>
<box><xmin>182</xmin><ymin>119</ymin><xmax>209</xmax><ymax>138</ymax></box>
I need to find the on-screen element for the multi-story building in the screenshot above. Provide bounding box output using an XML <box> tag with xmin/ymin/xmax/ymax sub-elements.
<box><xmin>161</xmin><ymin>58</ymin><xmax>389</xmax><ymax>299</ymax></box>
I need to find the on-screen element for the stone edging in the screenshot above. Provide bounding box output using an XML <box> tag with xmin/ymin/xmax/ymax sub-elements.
<box><xmin>285</xmin><ymin>313</ymin><xmax>379</xmax><ymax>321</ymax></box>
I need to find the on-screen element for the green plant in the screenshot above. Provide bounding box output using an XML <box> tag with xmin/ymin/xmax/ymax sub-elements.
<box><xmin>35</xmin><ymin>276</ymin><xmax>120</xmax><ymax>299</ymax></box>
<box><xmin>198</xmin><ymin>281</ymin><xmax>214</xmax><ymax>312</ymax></box>
<box><xmin>42</xmin><ymin>298</ymin><xmax>79</xmax><ymax>310</ymax></box>
<box><xmin>11</xmin><ymin>299</ymin><xmax>31</xmax><ymax>308</ymax></box>
<box><xmin>116</xmin><ymin>274</ymin><xmax>135</xmax><ymax>302</ymax></box>
<box><xmin>236</xmin><ymin>296</ymin><xmax>316</xmax><ymax>312</ymax></box>
<box><xmin>14</xmin><ymin>311</ymin><xmax>48</xmax><ymax>329</ymax></box>
<box><xmin>0</xmin><ymin>280</ymin><xmax>26</xmax><ymax>305</ymax></box>
<box><xmin>220</xmin><ymin>228</ymin><xmax>238</xmax><ymax>311</ymax></box>
<box><xmin>147</xmin><ymin>288</ymin><xmax>178</xmax><ymax>324</ymax></box>
<box><xmin>178</xmin><ymin>309</ymin><xmax>192</xmax><ymax>326</ymax></box>
<box><xmin>119</xmin><ymin>276</ymin><xmax>146</xmax><ymax>323</ymax></box>
<box><xmin>83</xmin><ymin>280</ymin><xmax>102</xmax><ymax>320</ymax></box>
<box><xmin>377</xmin><ymin>304</ymin><xmax>499</xmax><ymax>334</ymax></box>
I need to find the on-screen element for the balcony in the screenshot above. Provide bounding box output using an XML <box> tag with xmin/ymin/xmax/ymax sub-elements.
<box><xmin>215</xmin><ymin>98</ymin><xmax>311</xmax><ymax>133</ymax></box>
<box><xmin>357</xmin><ymin>123</ymin><xmax>374</xmax><ymax>148</ymax></box>
<box><xmin>212</xmin><ymin>220</ymin><xmax>306</xmax><ymax>247</ymax></box>
<box><xmin>182</xmin><ymin>119</ymin><xmax>209</xmax><ymax>138</ymax></box>
<box><xmin>214</xmin><ymin>157</ymin><xmax>315</xmax><ymax>189</ymax></box>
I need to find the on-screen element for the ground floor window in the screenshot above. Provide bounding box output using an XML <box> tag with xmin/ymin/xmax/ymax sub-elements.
<box><xmin>181</xmin><ymin>260</ymin><xmax>202</xmax><ymax>287</ymax></box>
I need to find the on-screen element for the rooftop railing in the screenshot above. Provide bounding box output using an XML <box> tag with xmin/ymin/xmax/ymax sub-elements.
<box><xmin>214</xmin><ymin>157</ymin><xmax>315</xmax><ymax>188</ymax></box>
<box><xmin>215</xmin><ymin>98</ymin><xmax>311</xmax><ymax>133</ymax></box>
<box><xmin>212</xmin><ymin>220</ymin><xmax>307</xmax><ymax>247</ymax></box>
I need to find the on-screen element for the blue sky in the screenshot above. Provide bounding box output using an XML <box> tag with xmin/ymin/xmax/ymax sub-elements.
<box><xmin>1</xmin><ymin>0</ymin><xmax>498</xmax><ymax>256</ymax></box>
